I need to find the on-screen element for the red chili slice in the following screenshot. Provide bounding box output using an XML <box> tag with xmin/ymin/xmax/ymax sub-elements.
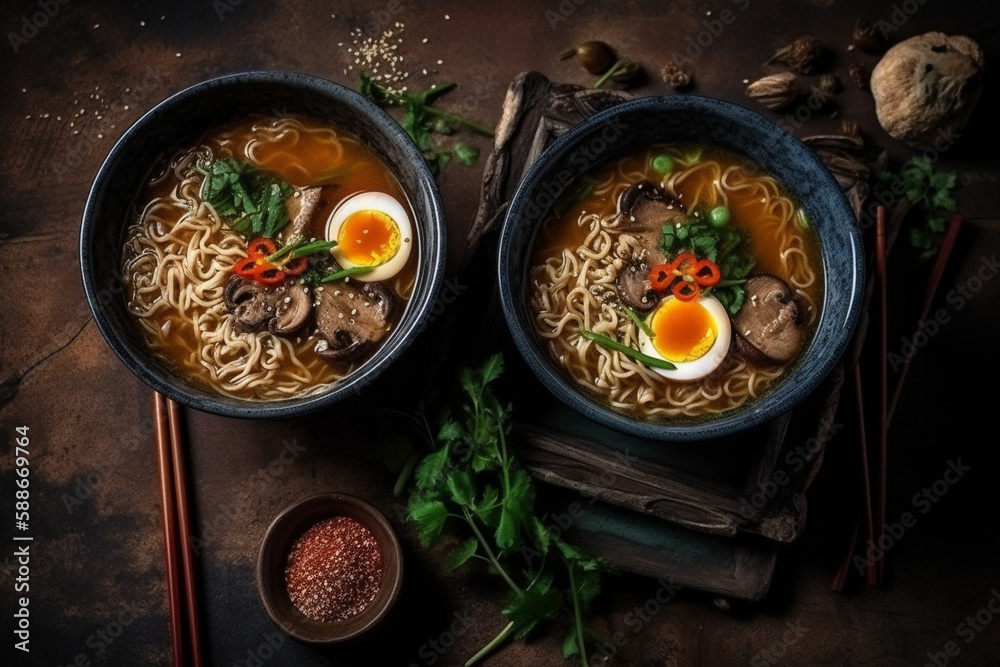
<box><xmin>256</xmin><ymin>266</ymin><xmax>286</xmax><ymax>286</ymax></box>
<box><xmin>247</xmin><ymin>237</ymin><xmax>278</xmax><ymax>259</ymax></box>
<box><xmin>672</xmin><ymin>280</ymin><xmax>700</xmax><ymax>301</ymax></box>
<box><xmin>649</xmin><ymin>262</ymin><xmax>676</xmax><ymax>291</ymax></box>
<box><xmin>233</xmin><ymin>257</ymin><xmax>263</xmax><ymax>278</ymax></box>
<box><xmin>282</xmin><ymin>256</ymin><xmax>309</xmax><ymax>276</ymax></box>
<box><xmin>671</xmin><ymin>252</ymin><xmax>697</xmax><ymax>274</ymax></box>
<box><xmin>693</xmin><ymin>258</ymin><xmax>721</xmax><ymax>286</ymax></box>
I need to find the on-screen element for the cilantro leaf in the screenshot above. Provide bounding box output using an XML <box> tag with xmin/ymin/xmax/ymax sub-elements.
<box><xmin>880</xmin><ymin>156</ymin><xmax>959</xmax><ymax>262</ymax></box>
<box><xmin>503</xmin><ymin>574</ymin><xmax>563</xmax><ymax>640</ymax></box>
<box><xmin>197</xmin><ymin>156</ymin><xmax>292</xmax><ymax>238</ymax></box>
<box><xmin>408</xmin><ymin>497</ymin><xmax>449</xmax><ymax>547</ymax></box>
<box><xmin>453</xmin><ymin>142</ymin><xmax>480</xmax><ymax>166</ymax></box>
<box><xmin>357</xmin><ymin>71</ymin><xmax>492</xmax><ymax>176</ymax></box>
<box><xmin>414</xmin><ymin>445</ymin><xmax>450</xmax><ymax>491</ymax></box>
<box><xmin>660</xmin><ymin>208</ymin><xmax>755</xmax><ymax>315</ymax></box>
<box><xmin>446</xmin><ymin>469</ymin><xmax>477</xmax><ymax>507</ymax></box>
<box><xmin>403</xmin><ymin>355</ymin><xmax>611</xmax><ymax>666</ymax></box>
<box><xmin>447</xmin><ymin>538</ymin><xmax>479</xmax><ymax>570</ymax></box>
<box><xmin>496</xmin><ymin>467</ymin><xmax>535</xmax><ymax>552</ymax></box>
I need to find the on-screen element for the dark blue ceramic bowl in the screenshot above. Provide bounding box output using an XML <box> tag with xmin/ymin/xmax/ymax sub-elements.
<box><xmin>80</xmin><ymin>71</ymin><xmax>446</xmax><ymax>418</ymax></box>
<box><xmin>497</xmin><ymin>95</ymin><xmax>863</xmax><ymax>441</ymax></box>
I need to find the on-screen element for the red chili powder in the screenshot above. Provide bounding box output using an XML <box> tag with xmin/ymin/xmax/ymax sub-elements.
<box><xmin>285</xmin><ymin>515</ymin><xmax>383</xmax><ymax>622</ymax></box>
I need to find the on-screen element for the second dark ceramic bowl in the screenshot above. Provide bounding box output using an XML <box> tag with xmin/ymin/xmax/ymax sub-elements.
<box><xmin>497</xmin><ymin>94</ymin><xmax>864</xmax><ymax>441</ymax></box>
<box><xmin>80</xmin><ymin>71</ymin><xmax>446</xmax><ymax>418</ymax></box>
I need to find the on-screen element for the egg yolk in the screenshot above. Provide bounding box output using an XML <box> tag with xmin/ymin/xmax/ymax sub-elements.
<box><xmin>649</xmin><ymin>298</ymin><xmax>718</xmax><ymax>363</ymax></box>
<box><xmin>337</xmin><ymin>209</ymin><xmax>401</xmax><ymax>266</ymax></box>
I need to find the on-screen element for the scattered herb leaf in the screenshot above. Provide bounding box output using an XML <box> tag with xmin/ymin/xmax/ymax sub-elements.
<box><xmin>404</xmin><ymin>355</ymin><xmax>614</xmax><ymax>666</ymax></box>
<box><xmin>197</xmin><ymin>156</ymin><xmax>293</xmax><ymax>238</ymax></box>
<box><xmin>877</xmin><ymin>155</ymin><xmax>958</xmax><ymax>262</ymax></box>
<box><xmin>659</xmin><ymin>209</ymin><xmax>756</xmax><ymax>315</ymax></box>
<box><xmin>359</xmin><ymin>71</ymin><xmax>493</xmax><ymax>175</ymax></box>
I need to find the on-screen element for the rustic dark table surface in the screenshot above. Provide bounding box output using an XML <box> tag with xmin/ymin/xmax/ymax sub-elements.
<box><xmin>3</xmin><ymin>1</ymin><xmax>1000</xmax><ymax>665</ymax></box>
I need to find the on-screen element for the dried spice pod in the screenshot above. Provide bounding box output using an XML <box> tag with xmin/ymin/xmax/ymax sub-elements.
<box><xmin>849</xmin><ymin>63</ymin><xmax>870</xmax><ymax>90</ymax></box>
<box><xmin>818</xmin><ymin>73</ymin><xmax>840</xmax><ymax>94</ymax></box>
<box><xmin>852</xmin><ymin>19</ymin><xmax>887</xmax><ymax>54</ymax></box>
<box><xmin>559</xmin><ymin>40</ymin><xmax>616</xmax><ymax>74</ymax></box>
<box><xmin>660</xmin><ymin>61</ymin><xmax>692</xmax><ymax>89</ymax></box>
<box><xmin>745</xmin><ymin>71</ymin><xmax>800</xmax><ymax>110</ymax></box>
<box><xmin>765</xmin><ymin>36</ymin><xmax>823</xmax><ymax>75</ymax></box>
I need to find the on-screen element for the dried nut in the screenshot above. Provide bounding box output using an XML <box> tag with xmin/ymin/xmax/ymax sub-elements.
<box><xmin>818</xmin><ymin>73</ymin><xmax>840</xmax><ymax>94</ymax></box>
<box><xmin>870</xmin><ymin>32</ymin><xmax>985</xmax><ymax>149</ymax></box>
<box><xmin>849</xmin><ymin>62</ymin><xmax>870</xmax><ymax>90</ymax></box>
<box><xmin>840</xmin><ymin>119</ymin><xmax>861</xmax><ymax>140</ymax></box>
<box><xmin>852</xmin><ymin>19</ymin><xmax>887</xmax><ymax>54</ymax></box>
<box><xmin>745</xmin><ymin>72</ymin><xmax>800</xmax><ymax>110</ymax></box>
<box><xmin>660</xmin><ymin>61</ymin><xmax>692</xmax><ymax>89</ymax></box>
<box><xmin>765</xmin><ymin>36</ymin><xmax>823</xmax><ymax>74</ymax></box>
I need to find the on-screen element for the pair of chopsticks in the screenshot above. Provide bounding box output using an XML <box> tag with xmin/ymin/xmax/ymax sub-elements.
<box><xmin>832</xmin><ymin>207</ymin><xmax>964</xmax><ymax>590</ymax></box>
<box><xmin>154</xmin><ymin>392</ymin><xmax>204</xmax><ymax>667</ymax></box>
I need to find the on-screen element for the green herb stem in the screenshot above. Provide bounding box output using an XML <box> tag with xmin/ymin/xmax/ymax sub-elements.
<box><xmin>463</xmin><ymin>509</ymin><xmax>522</xmax><ymax>594</ymax></box>
<box><xmin>422</xmin><ymin>106</ymin><xmax>495</xmax><ymax>137</ymax></box>
<box><xmin>393</xmin><ymin>452</ymin><xmax>420</xmax><ymax>497</ymax></box>
<box><xmin>319</xmin><ymin>266</ymin><xmax>375</xmax><ymax>283</ymax></box>
<box><xmin>465</xmin><ymin>621</ymin><xmax>516</xmax><ymax>667</ymax></box>
<box><xmin>567</xmin><ymin>565</ymin><xmax>589</xmax><ymax>667</ymax></box>
<box><xmin>265</xmin><ymin>239</ymin><xmax>303</xmax><ymax>264</ymax></box>
<box><xmin>622</xmin><ymin>305</ymin><xmax>654</xmax><ymax>337</ymax></box>
<box><xmin>581</xmin><ymin>330</ymin><xmax>677</xmax><ymax>370</ymax></box>
<box><xmin>291</xmin><ymin>240</ymin><xmax>338</xmax><ymax>258</ymax></box>
<box><xmin>593</xmin><ymin>59</ymin><xmax>625</xmax><ymax>89</ymax></box>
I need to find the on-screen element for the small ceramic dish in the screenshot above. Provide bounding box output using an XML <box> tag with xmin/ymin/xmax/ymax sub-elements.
<box><xmin>256</xmin><ymin>493</ymin><xmax>403</xmax><ymax>643</ymax></box>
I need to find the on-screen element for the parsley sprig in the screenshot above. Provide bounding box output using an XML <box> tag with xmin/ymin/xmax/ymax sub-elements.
<box><xmin>406</xmin><ymin>355</ymin><xmax>612</xmax><ymax>666</ymax></box>
<box><xmin>877</xmin><ymin>155</ymin><xmax>958</xmax><ymax>262</ymax></box>
<box><xmin>196</xmin><ymin>156</ymin><xmax>293</xmax><ymax>238</ymax></box>
<box><xmin>359</xmin><ymin>71</ymin><xmax>492</xmax><ymax>175</ymax></box>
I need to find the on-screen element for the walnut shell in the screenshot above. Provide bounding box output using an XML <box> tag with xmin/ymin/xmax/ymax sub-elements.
<box><xmin>870</xmin><ymin>32</ymin><xmax>984</xmax><ymax>149</ymax></box>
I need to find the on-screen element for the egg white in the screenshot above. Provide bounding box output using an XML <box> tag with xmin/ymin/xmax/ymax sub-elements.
<box><xmin>325</xmin><ymin>191</ymin><xmax>413</xmax><ymax>282</ymax></box>
<box><xmin>637</xmin><ymin>295</ymin><xmax>732</xmax><ymax>381</ymax></box>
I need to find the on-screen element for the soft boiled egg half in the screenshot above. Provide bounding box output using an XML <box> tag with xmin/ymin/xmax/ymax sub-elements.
<box><xmin>637</xmin><ymin>294</ymin><xmax>732</xmax><ymax>381</ymax></box>
<box><xmin>325</xmin><ymin>191</ymin><xmax>413</xmax><ymax>282</ymax></box>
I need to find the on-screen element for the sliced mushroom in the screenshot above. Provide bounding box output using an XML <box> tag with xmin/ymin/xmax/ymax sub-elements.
<box><xmin>313</xmin><ymin>281</ymin><xmax>396</xmax><ymax>362</ymax></box>
<box><xmin>269</xmin><ymin>283</ymin><xmax>312</xmax><ymax>335</ymax></box>
<box><xmin>223</xmin><ymin>276</ymin><xmax>313</xmax><ymax>336</ymax></box>
<box><xmin>732</xmin><ymin>275</ymin><xmax>805</xmax><ymax>364</ymax></box>
<box><xmin>616</xmin><ymin>180</ymin><xmax>686</xmax><ymax>252</ymax></box>
<box><xmin>612</xmin><ymin>181</ymin><xmax>685</xmax><ymax>310</ymax></box>
<box><xmin>224</xmin><ymin>278</ymin><xmax>271</xmax><ymax>331</ymax></box>
<box><xmin>286</xmin><ymin>186</ymin><xmax>326</xmax><ymax>238</ymax></box>
<box><xmin>616</xmin><ymin>259</ymin><xmax>660</xmax><ymax>312</ymax></box>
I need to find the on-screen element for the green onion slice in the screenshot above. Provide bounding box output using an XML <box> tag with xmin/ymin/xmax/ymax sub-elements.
<box><xmin>581</xmin><ymin>330</ymin><xmax>676</xmax><ymax>370</ymax></box>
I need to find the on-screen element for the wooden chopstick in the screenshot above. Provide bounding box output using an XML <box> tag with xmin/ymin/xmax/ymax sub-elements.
<box><xmin>853</xmin><ymin>365</ymin><xmax>878</xmax><ymax>586</ymax></box>
<box><xmin>875</xmin><ymin>206</ymin><xmax>888</xmax><ymax>584</ymax></box>
<box><xmin>830</xmin><ymin>516</ymin><xmax>860</xmax><ymax>592</ymax></box>
<box><xmin>887</xmin><ymin>212</ymin><xmax>964</xmax><ymax>428</ymax></box>
<box><xmin>154</xmin><ymin>393</ymin><xmax>186</xmax><ymax>666</ymax></box>
<box><xmin>154</xmin><ymin>392</ymin><xmax>203</xmax><ymax>667</ymax></box>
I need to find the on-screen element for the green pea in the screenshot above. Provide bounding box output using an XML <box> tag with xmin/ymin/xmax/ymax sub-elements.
<box><xmin>651</xmin><ymin>154</ymin><xmax>674</xmax><ymax>175</ymax></box>
<box><xmin>709</xmin><ymin>206</ymin><xmax>731</xmax><ymax>228</ymax></box>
